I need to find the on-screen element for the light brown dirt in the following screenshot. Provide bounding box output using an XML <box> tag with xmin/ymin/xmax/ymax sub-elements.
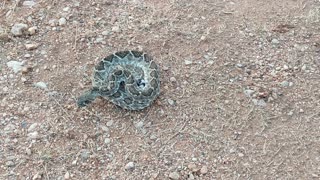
<box><xmin>1</xmin><ymin>0</ymin><xmax>320</xmax><ymax>179</ymax></box>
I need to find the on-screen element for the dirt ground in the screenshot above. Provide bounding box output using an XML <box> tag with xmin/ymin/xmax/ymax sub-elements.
<box><xmin>1</xmin><ymin>0</ymin><xmax>320</xmax><ymax>179</ymax></box>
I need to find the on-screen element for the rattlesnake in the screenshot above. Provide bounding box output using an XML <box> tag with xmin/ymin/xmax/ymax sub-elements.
<box><xmin>77</xmin><ymin>50</ymin><xmax>160</xmax><ymax>110</ymax></box>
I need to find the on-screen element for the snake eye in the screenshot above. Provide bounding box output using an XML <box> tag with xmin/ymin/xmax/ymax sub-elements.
<box><xmin>136</xmin><ymin>79</ymin><xmax>146</xmax><ymax>88</ymax></box>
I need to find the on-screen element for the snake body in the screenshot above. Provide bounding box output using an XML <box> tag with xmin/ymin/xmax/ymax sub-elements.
<box><xmin>77</xmin><ymin>51</ymin><xmax>160</xmax><ymax>110</ymax></box>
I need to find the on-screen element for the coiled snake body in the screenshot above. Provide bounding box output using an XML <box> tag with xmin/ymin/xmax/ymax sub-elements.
<box><xmin>77</xmin><ymin>51</ymin><xmax>160</xmax><ymax>110</ymax></box>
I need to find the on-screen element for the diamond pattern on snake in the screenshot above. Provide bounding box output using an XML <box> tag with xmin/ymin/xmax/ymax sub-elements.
<box><xmin>77</xmin><ymin>50</ymin><xmax>160</xmax><ymax>110</ymax></box>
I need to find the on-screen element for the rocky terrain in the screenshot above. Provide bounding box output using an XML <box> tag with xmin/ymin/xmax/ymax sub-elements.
<box><xmin>1</xmin><ymin>0</ymin><xmax>319</xmax><ymax>179</ymax></box>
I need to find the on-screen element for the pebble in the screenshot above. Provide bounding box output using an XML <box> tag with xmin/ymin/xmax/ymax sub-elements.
<box><xmin>100</xmin><ymin>125</ymin><xmax>109</xmax><ymax>132</ymax></box>
<box><xmin>106</xmin><ymin>120</ymin><xmax>113</xmax><ymax>127</ymax></box>
<box><xmin>7</xmin><ymin>61</ymin><xmax>24</xmax><ymax>73</ymax></box>
<box><xmin>271</xmin><ymin>39</ymin><xmax>280</xmax><ymax>44</ymax></box>
<box><xmin>24</xmin><ymin>54</ymin><xmax>31</xmax><ymax>58</ymax></box>
<box><xmin>101</xmin><ymin>30</ymin><xmax>110</xmax><ymax>36</ymax></box>
<box><xmin>4</xmin><ymin>124</ymin><xmax>16</xmax><ymax>133</ymax></box>
<box><xmin>34</xmin><ymin>82</ymin><xmax>47</xmax><ymax>89</ymax></box>
<box><xmin>59</xmin><ymin>17</ymin><xmax>67</xmax><ymax>26</ymax></box>
<box><xmin>167</xmin><ymin>99</ymin><xmax>175</xmax><ymax>106</ymax></box>
<box><xmin>150</xmin><ymin>134</ymin><xmax>157</xmax><ymax>140</ymax></box>
<box><xmin>63</xmin><ymin>7</ymin><xmax>70</xmax><ymax>12</ymax></box>
<box><xmin>26</xmin><ymin>148</ymin><xmax>32</xmax><ymax>155</ymax></box>
<box><xmin>188</xmin><ymin>163</ymin><xmax>198</xmax><ymax>172</ymax></box>
<box><xmin>23</xmin><ymin>1</ymin><xmax>36</xmax><ymax>7</ymax></box>
<box><xmin>28</xmin><ymin>123</ymin><xmax>38</xmax><ymax>132</ymax></box>
<box><xmin>169</xmin><ymin>77</ymin><xmax>176</xmax><ymax>82</ymax></box>
<box><xmin>48</xmin><ymin>19</ymin><xmax>57</xmax><ymax>27</ymax></box>
<box><xmin>283</xmin><ymin>65</ymin><xmax>289</xmax><ymax>70</ymax></box>
<box><xmin>95</xmin><ymin>37</ymin><xmax>105</xmax><ymax>44</ymax></box>
<box><xmin>280</xmin><ymin>81</ymin><xmax>289</xmax><ymax>87</ymax></box>
<box><xmin>125</xmin><ymin>162</ymin><xmax>135</xmax><ymax>170</ymax></box>
<box><xmin>64</xmin><ymin>172</ymin><xmax>70</xmax><ymax>179</ymax></box>
<box><xmin>244</xmin><ymin>89</ymin><xmax>255</xmax><ymax>97</ymax></box>
<box><xmin>28</xmin><ymin>131</ymin><xmax>38</xmax><ymax>139</ymax></box>
<box><xmin>252</xmin><ymin>99</ymin><xmax>266</xmax><ymax>107</ymax></box>
<box><xmin>28</xmin><ymin>26</ymin><xmax>37</xmax><ymax>35</ymax></box>
<box><xmin>301</xmin><ymin>64</ymin><xmax>307</xmax><ymax>71</ymax></box>
<box><xmin>80</xmin><ymin>150</ymin><xmax>90</xmax><ymax>160</ymax></box>
<box><xmin>0</xmin><ymin>27</ymin><xmax>10</xmax><ymax>42</ymax></box>
<box><xmin>11</xmin><ymin>23</ymin><xmax>28</xmax><ymax>36</ymax></box>
<box><xmin>6</xmin><ymin>161</ymin><xmax>15</xmax><ymax>167</ymax></box>
<box><xmin>169</xmin><ymin>172</ymin><xmax>180</xmax><ymax>180</ymax></box>
<box><xmin>104</xmin><ymin>138</ymin><xmax>111</xmax><ymax>145</ymax></box>
<box><xmin>25</xmin><ymin>43</ymin><xmax>39</xmax><ymax>50</ymax></box>
<box><xmin>111</xmin><ymin>26</ymin><xmax>120</xmax><ymax>32</ymax></box>
<box><xmin>200</xmin><ymin>166</ymin><xmax>208</xmax><ymax>174</ymax></box>
<box><xmin>134</xmin><ymin>121</ymin><xmax>144</xmax><ymax>129</ymax></box>
<box><xmin>185</xmin><ymin>60</ymin><xmax>193</xmax><ymax>65</ymax></box>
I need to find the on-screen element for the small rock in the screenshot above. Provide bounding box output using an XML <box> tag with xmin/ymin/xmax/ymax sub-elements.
<box><xmin>167</xmin><ymin>99</ymin><xmax>175</xmax><ymax>106</ymax></box>
<box><xmin>32</xmin><ymin>173</ymin><xmax>42</xmax><ymax>180</ymax></box>
<box><xmin>95</xmin><ymin>37</ymin><xmax>104</xmax><ymax>44</ymax></box>
<box><xmin>280</xmin><ymin>81</ymin><xmax>289</xmax><ymax>87</ymax></box>
<box><xmin>25</xmin><ymin>43</ymin><xmax>39</xmax><ymax>50</ymax></box>
<box><xmin>64</xmin><ymin>172</ymin><xmax>70</xmax><ymax>179</ymax></box>
<box><xmin>11</xmin><ymin>23</ymin><xmax>28</xmax><ymax>36</ymax></box>
<box><xmin>80</xmin><ymin>150</ymin><xmax>90</xmax><ymax>160</ymax></box>
<box><xmin>28</xmin><ymin>131</ymin><xmax>38</xmax><ymax>139</ymax></box>
<box><xmin>104</xmin><ymin>138</ymin><xmax>111</xmax><ymax>144</ymax></box>
<box><xmin>170</xmin><ymin>77</ymin><xmax>176</xmax><ymax>82</ymax></box>
<box><xmin>59</xmin><ymin>17</ymin><xmax>67</xmax><ymax>26</ymax></box>
<box><xmin>289</xmin><ymin>82</ymin><xmax>294</xmax><ymax>87</ymax></box>
<box><xmin>6</xmin><ymin>161</ymin><xmax>15</xmax><ymax>167</ymax></box>
<box><xmin>23</xmin><ymin>1</ymin><xmax>36</xmax><ymax>7</ymax></box>
<box><xmin>26</xmin><ymin>148</ymin><xmax>32</xmax><ymax>155</ymax></box>
<box><xmin>125</xmin><ymin>162</ymin><xmax>135</xmax><ymax>170</ymax></box>
<box><xmin>106</xmin><ymin>120</ymin><xmax>113</xmax><ymax>127</ymax></box>
<box><xmin>21</xmin><ymin>66</ymin><xmax>33</xmax><ymax>74</ymax></box>
<box><xmin>200</xmin><ymin>166</ymin><xmax>208</xmax><ymax>174</ymax></box>
<box><xmin>7</xmin><ymin>61</ymin><xmax>24</xmax><ymax>73</ymax></box>
<box><xmin>24</xmin><ymin>54</ymin><xmax>31</xmax><ymax>58</ymax></box>
<box><xmin>163</xmin><ymin>66</ymin><xmax>169</xmax><ymax>71</ymax></box>
<box><xmin>185</xmin><ymin>60</ymin><xmax>193</xmax><ymax>65</ymax></box>
<box><xmin>244</xmin><ymin>89</ymin><xmax>255</xmax><ymax>97</ymax></box>
<box><xmin>271</xmin><ymin>39</ymin><xmax>280</xmax><ymax>44</ymax></box>
<box><xmin>188</xmin><ymin>173</ymin><xmax>195</xmax><ymax>180</ymax></box>
<box><xmin>100</xmin><ymin>125</ymin><xmax>109</xmax><ymax>132</ymax></box>
<box><xmin>63</xmin><ymin>7</ymin><xmax>70</xmax><ymax>12</ymax></box>
<box><xmin>134</xmin><ymin>121</ymin><xmax>144</xmax><ymax>129</ymax></box>
<box><xmin>34</xmin><ymin>82</ymin><xmax>47</xmax><ymax>89</ymax></box>
<box><xmin>111</xmin><ymin>26</ymin><xmax>120</xmax><ymax>32</ymax></box>
<box><xmin>48</xmin><ymin>19</ymin><xmax>57</xmax><ymax>27</ymax></box>
<box><xmin>150</xmin><ymin>134</ymin><xmax>157</xmax><ymax>140</ymax></box>
<box><xmin>28</xmin><ymin>26</ymin><xmax>37</xmax><ymax>35</ymax></box>
<box><xmin>101</xmin><ymin>30</ymin><xmax>110</xmax><ymax>36</ymax></box>
<box><xmin>301</xmin><ymin>64</ymin><xmax>307</xmax><ymax>71</ymax></box>
<box><xmin>283</xmin><ymin>65</ymin><xmax>289</xmax><ymax>70</ymax></box>
<box><xmin>4</xmin><ymin>124</ymin><xmax>16</xmax><ymax>134</ymax></box>
<box><xmin>169</xmin><ymin>172</ymin><xmax>180</xmax><ymax>180</ymax></box>
<box><xmin>188</xmin><ymin>163</ymin><xmax>198</xmax><ymax>172</ymax></box>
<box><xmin>28</xmin><ymin>123</ymin><xmax>38</xmax><ymax>132</ymax></box>
<box><xmin>252</xmin><ymin>99</ymin><xmax>266</xmax><ymax>107</ymax></box>
<box><xmin>0</xmin><ymin>27</ymin><xmax>10</xmax><ymax>42</ymax></box>
<box><xmin>236</xmin><ymin>63</ymin><xmax>245</xmax><ymax>68</ymax></box>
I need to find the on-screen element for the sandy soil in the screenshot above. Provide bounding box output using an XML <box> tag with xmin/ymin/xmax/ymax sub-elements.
<box><xmin>1</xmin><ymin>0</ymin><xmax>320</xmax><ymax>179</ymax></box>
